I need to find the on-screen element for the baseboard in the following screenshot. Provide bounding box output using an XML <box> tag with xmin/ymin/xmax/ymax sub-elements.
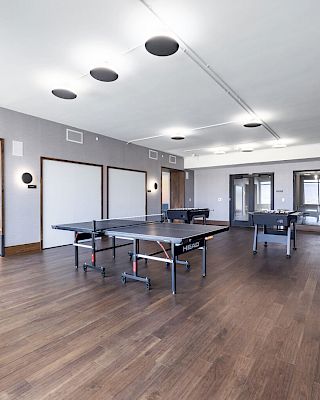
<box><xmin>296</xmin><ymin>224</ymin><xmax>320</xmax><ymax>233</ymax></box>
<box><xmin>5</xmin><ymin>242</ymin><xmax>41</xmax><ymax>256</ymax></box>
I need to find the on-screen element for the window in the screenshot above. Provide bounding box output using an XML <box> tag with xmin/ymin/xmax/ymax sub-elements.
<box><xmin>303</xmin><ymin>179</ymin><xmax>319</xmax><ymax>204</ymax></box>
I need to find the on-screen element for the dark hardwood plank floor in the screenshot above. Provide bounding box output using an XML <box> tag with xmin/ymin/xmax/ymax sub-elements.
<box><xmin>1</xmin><ymin>228</ymin><xmax>320</xmax><ymax>399</ymax></box>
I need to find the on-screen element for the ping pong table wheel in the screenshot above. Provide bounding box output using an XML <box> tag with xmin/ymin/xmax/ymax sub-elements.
<box><xmin>83</xmin><ymin>264</ymin><xmax>88</xmax><ymax>272</ymax></box>
<box><xmin>165</xmin><ymin>262</ymin><xmax>170</xmax><ymax>270</ymax></box>
<box><xmin>121</xmin><ymin>274</ymin><xmax>126</xmax><ymax>285</ymax></box>
<box><xmin>264</xmin><ymin>242</ymin><xmax>268</xmax><ymax>247</ymax></box>
<box><xmin>253</xmin><ymin>251</ymin><xmax>257</xmax><ymax>255</ymax></box>
<box><xmin>101</xmin><ymin>267</ymin><xmax>106</xmax><ymax>278</ymax></box>
<box><xmin>286</xmin><ymin>254</ymin><xmax>291</xmax><ymax>259</ymax></box>
<box><xmin>185</xmin><ymin>262</ymin><xmax>191</xmax><ymax>271</ymax></box>
<box><xmin>146</xmin><ymin>280</ymin><xmax>151</xmax><ymax>290</ymax></box>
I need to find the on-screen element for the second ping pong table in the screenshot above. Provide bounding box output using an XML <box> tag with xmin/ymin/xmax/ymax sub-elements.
<box><xmin>52</xmin><ymin>218</ymin><xmax>229</xmax><ymax>294</ymax></box>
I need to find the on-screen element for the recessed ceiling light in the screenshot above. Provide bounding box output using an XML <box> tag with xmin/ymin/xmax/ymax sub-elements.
<box><xmin>243</xmin><ymin>120</ymin><xmax>262</xmax><ymax>128</ymax></box>
<box><xmin>171</xmin><ymin>136</ymin><xmax>185</xmax><ymax>141</ymax></box>
<box><xmin>90</xmin><ymin>67</ymin><xmax>118</xmax><ymax>82</ymax></box>
<box><xmin>272</xmin><ymin>142</ymin><xmax>287</xmax><ymax>148</ymax></box>
<box><xmin>145</xmin><ymin>36</ymin><xmax>179</xmax><ymax>56</ymax></box>
<box><xmin>241</xmin><ymin>147</ymin><xmax>254</xmax><ymax>152</ymax></box>
<box><xmin>52</xmin><ymin>89</ymin><xmax>77</xmax><ymax>99</ymax></box>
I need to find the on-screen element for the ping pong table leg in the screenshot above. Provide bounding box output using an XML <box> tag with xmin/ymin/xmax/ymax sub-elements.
<box><xmin>202</xmin><ymin>242</ymin><xmax>207</xmax><ymax>277</ymax></box>
<box><xmin>74</xmin><ymin>232</ymin><xmax>79</xmax><ymax>269</ymax></box>
<box><xmin>91</xmin><ymin>232</ymin><xmax>96</xmax><ymax>268</ymax></box>
<box><xmin>171</xmin><ymin>243</ymin><xmax>177</xmax><ymax>295</ymax></box>
<box><xmin>133</xmin><ymin>239</ymin><xmax>138</xmax><ymax>276</ymax></box>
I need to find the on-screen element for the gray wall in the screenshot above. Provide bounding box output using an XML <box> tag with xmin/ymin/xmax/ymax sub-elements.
<box><xmin>194</xmin><ymin>160</ymin><xmax>320</xmax><ymax>221</ymax></box>
<box><xmin>0</xmin><ymin>107</ymin><xmax>184</xmax><ymax>247</ymax></box>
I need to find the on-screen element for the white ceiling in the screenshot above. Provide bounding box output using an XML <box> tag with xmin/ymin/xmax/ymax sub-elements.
<box><xmin>1</xmin><ymin>0</ymin><xmax>320</xmax><ymax>157</ymax></box>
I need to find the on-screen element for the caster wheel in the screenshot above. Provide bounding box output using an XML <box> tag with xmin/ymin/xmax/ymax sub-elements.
<box><xmin>101</xmin><ymin>268</ymin><xmax>106</xmax><ymax>278</ymax></box>
<box><xmin>146</xmin><ymin>280</ymin><xmax>151</xmax><ymax>290</ymax></box>
<box><xmin>293</xmin><ymin>247</ymin><xmax>297</xmax><ymax>251</ymax></box>
<box><xmin>286</xmin><ymin>255</ymin><xmax>291</xmax><ymax>259</ymax></box>
<box><xmin>83</xmin><ymin>264</ymin><xmax>87</xmax><ymax>272</ymax></box>
<box><xmin>121</xmin><ymin>275</ymin><xmax>126</xmax><ymax>285</ymax></box>
<box><xmin>253</xmin><ymin>251</ymin><xmax>257</xmax><ymax>255</ymax></box>
<box><xmin>165</xmin><ymin>263</ymin><xmax>170</xmax><ymax>270</ymax></box>
<box><xmin>185</xmin><ymin>263</ymin><xmax>191</xmax><ymax>271</ymax></box>
<box><xmin>264</xmin><ymin>243</ymin><xmax>268</xmax><ymax>247</ymax></box>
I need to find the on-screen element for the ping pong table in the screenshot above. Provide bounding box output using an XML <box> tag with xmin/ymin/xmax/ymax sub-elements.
<box><xmin>52</xmin><ymin>218</ymin><xmax>229</xmax><ymax>294</ymax></box>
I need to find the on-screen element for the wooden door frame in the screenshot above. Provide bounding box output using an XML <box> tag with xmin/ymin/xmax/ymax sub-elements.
<box><xmin>161</xmin><ymin>167</ymin><xmax>185</xmax><ymax>211</ymax></box>
<box><xmin>0</xmin><ymin>139</ymin><xmax>4</xmax><ymax>256</ymax></box>
<box><xmin>40</xmin><ymin>157</ymin><xmax>104</xmax><ymax>250</ymax></box>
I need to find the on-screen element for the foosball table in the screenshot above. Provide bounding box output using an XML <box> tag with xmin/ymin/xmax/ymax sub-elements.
<box><xmin>250</xmin><ymin>210</ymin><xmax>301</xmax><ymax>258</ymax></box>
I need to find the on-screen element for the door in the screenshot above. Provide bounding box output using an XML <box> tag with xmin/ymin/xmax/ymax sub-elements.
<box><xmin>42</xmin><ymin>158</ymin><xmax>103</xmax><ymax>248</ymax></box>
<box><xmin>170</xmin><ymin>170</ymin><xmax>185</xmax><ymax>209</ymax></box>
<box><xmin>230</xmin><ymin>173</ymin><xmax>273</xmax><ymax>227</ymax></box>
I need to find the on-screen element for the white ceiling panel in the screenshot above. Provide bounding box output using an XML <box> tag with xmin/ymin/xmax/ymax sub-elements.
<box><xmin>0</xmin><ymin>0</ymin><xmax>319</xmax><ymax>157</ymax></box>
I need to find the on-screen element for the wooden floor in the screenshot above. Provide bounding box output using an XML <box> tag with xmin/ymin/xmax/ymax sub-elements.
<box><xmin>1</xmin><ymin>228</ymin><xmax>320</xmax><ymax>399</ymax></box>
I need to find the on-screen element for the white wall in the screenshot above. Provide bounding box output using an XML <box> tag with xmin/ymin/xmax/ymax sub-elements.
<box><xmin>194</xmin><ymin>159</ymin><xmax>320</xmax><ymax>221</ymax></box>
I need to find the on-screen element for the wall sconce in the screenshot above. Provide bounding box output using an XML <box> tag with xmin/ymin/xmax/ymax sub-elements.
<box><xmin>22</xmin><ymin>172</ymin><xmax>37</xmax><ymax>189</ymax></box>
<box><xmin>148</xmin><ymin>182</ymin><xmax>158</xmax><ymax>193</ymax></box>
<box><xmin>22</xmin><ymin>172</ymin><xmax>33</xmax><ymax>184</ymax></box>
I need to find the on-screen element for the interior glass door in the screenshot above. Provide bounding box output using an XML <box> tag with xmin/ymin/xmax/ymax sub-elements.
<box><xmin>233</xmin><ymin>177</ymin><xmax>250</xmax><ymax>223</ymax></box>
<box><xmin>230</xmin><ymin>173</ymin><xmax>274</xmax><ymax>227</ymax></box>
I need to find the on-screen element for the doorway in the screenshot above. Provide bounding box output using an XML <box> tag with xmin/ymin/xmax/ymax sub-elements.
<box><xmin>161</xmin><ymin>168</ymin><xmax>185</xmax><ymax>213</ymax></box>
<box><xmin>293</xmin><ymin>170</ymin><xmax>320</xmax><ymax>225</ymax></box>
<box><xmin>230</xmin><ymin>173</ymin><xmax>274</xmax><ymax>227</ymax></box>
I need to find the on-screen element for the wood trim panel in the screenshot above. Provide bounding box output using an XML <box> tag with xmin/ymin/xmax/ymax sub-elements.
<box><xmin>6</xmin><ymin>242</ymin><xmax>41</xmax><ymax>256</ymax></box>
<box><xmin>106</xmin><ymin>166</ymin><xmax>147</xmax><ymax>218</ymax></box>
<box><xmin>40</xmin><ymin>157</ymin><xmax>104</xmax><ymax>249</ymax></box>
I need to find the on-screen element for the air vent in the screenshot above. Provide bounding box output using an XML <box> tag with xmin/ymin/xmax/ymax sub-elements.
<box><xmin>169</xmin><ymin>155</ymin><xmax>176</xmax><ymax>164</ymax></box>
<box><xmin>12</xmin><ymin>140</ymin><xmax>23</xmax><ymax>156</ymax></box>
<box><xmin>66</xmin><ymin>129</ymin><xmax>83</xmax><ymax>144</ymax></box>
<box><xmin>149</xmin><ymin>149</ymin><xmax>158</xmax><ymax>160</ymax></box>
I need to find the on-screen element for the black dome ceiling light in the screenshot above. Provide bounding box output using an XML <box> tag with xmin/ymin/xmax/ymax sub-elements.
<box><xmin>171</xmin><ymin>136</ymin><xmax>185</xmax><ymax>141</ymax></box>
<box><xmin>90</xmin><ymin>67</ymin><xmax>118</xmax><ymax>82</ymax></box>
<box><xmin>52</xmin><ymin>89</ymin><xmax>77</xmax><ymax>100</ymax></box>
<box><xmin>243</xmin><ymin>121</ymin><xmax>262</xmax><ymax>128</ymax></box>
<box><xmin>145</xmin><ymin>36</ymin><xmax>179</xmax><ymax>56</ymax></box>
